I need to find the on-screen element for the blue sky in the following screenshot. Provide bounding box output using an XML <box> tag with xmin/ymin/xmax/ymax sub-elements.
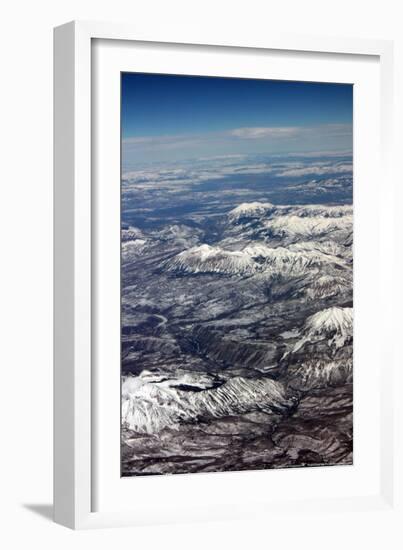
<box><xmin>122</xmin><ymin>73</ymin><xmax>353</xmax><ymax>165</ymax></box>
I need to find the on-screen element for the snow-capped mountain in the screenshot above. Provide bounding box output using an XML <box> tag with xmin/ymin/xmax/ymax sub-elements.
<box><xmin>165</xmin><ymin>244</ymin><xmax>257</xmax><ymax>276</ymax></box>
<box><xmin>226</xmin><ymin>201</ymin><xmax>352</xmax><ymax>242</ymax></box>
<box><xmin>122</xmin><ymin>372</ymin><xmax>295</xmax><ymax>434</ymax></box>
<box><xmin>263</xmin><ymin>213</ymin><xmax>352</xmax><ymax>240</ymax></box>
<box><xmin>228</xmin><ymin>201</ymin><xmax>275</xmax><ymax>222</ymax></box>
<box><xmin>165</xmin><ymin>240</ymin><xmax>347</xmax><ymax>278</ymax></box>
<box><xmin>122</xmin><ymin>226</ymin><xmax>145</xmax><ymax>241</ymax></box>
<box><xmin>228</xmin><ymin>202</ymin><xmax>352</xmax><ymax>223</ymax></box>
<box><xmin>291</xmin><ymin>204</ymin><xmax>352</xmax><ymax>218</ymax></box>
<box><xmin>281</xmin><ymin>306</ymin><xmax>353</xmax><ymax>391</ymax></box>
<box><xmin>122</xmin><ymin>238</ymin><xmax>147</xmax><ymax>259</ymax></box>
<box><xmin>294</xmin><ymin>306</ymin><xmax>353</xmax><ymax>352</ymax></box>
<box><xmin>242</xmin><ymin>243</ymin><xmax>345</xmax><ymax>274</ymax></box>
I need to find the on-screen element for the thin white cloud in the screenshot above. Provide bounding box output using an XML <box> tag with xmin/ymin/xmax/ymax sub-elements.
<box><xmin>287</xmin><ymin>150</ymin><xmax>352</xmax><ymax>158</ymax></box>
<box><xmin>197</xmin><ymin>154</ymin><xmax>246</xmax><ymax>161</ymax></box>
<box><xmin>228</xmin><ymin>127</ymin><xmax>302</xmax><ymax>139</ymax></box>
<box><xmin>123</xmin><ymin>124</ymin><xmax>351</xmax><ymax>149</ymax></box>
<box><xmin>123</xmin><ymin>134</ymin><xmax>206</xmax><ymax>150</ymax></box>
<box><xmin>278</xmin><ymin>163</ymin><xmax>353</xmax><ymax>177</ymax></box>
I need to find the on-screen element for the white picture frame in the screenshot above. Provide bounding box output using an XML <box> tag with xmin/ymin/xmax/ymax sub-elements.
<box><xmin>54</xmin><ymin>20</ymin><xmax>398</xmax><ymax>530</ymax></box>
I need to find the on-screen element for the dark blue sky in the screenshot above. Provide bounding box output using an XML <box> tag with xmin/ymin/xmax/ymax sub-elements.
<box><xmin>121</xmin><ymin>73</ymin><xmax>353</xmax><ymax>163</ymax></box>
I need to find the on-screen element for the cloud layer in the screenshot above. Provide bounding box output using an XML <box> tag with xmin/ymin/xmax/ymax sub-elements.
<box><xmin>122</xmin><ymin>154</ymin><xmax>353</xmax><ymax>195</ymax></box>
<box><xmin>123</xmin><ymin>124</ymin><xmax>352</xmax><ymax>166</ymax></box>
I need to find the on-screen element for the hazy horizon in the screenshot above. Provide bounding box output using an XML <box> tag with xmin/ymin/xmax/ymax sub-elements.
<box><xmin>122</xmin><ymin>73</ymin><xmax>353</xmax><ymax>166</ymax></box>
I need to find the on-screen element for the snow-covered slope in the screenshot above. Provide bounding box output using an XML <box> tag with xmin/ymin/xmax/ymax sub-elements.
<box><xmin>121</xmin><ymin>226</ymin><xmax>148</xmax><ymax>259</ymax></box>
<box><xmin>122</xmin><ymin>372</ymin><xmax>295</xmax><ymax>433</ymax></box>
<box><xmin>122</xmin><ymin>239</ymin><xmax>147</xmax><ymax>257</ymax></box>
<box><xmin>289</xmin><ymin>359</ymin><xmax>353</xmax><ymax>390</ymax></box>
<box><xmin>288</xmin><ymin>240</ymin><xmax>350</xmax><ymax>259</ymax></box>
<box><xmin>294</xmin><ymin>306</ymin><xmax>353</xmax><ymax>351</ymax></box>
<box><xmin>166</xmin><ymin>243</ymin><xmax>331</xmax><ymax>277</ymax></box>
<box><xmin>243</xmin><ymin>244</ymin><xmax>324</xmax><ymax>275</ymax></box>
<box><xmin>165</xmin><ymin>244</ymin><xmax>257</xmax><ymax>275</ymax></box>
<box><xmin>228</xmin><ymin>201</ymin><xmax>275</xmax><ymax>221</ymax></box>
<box><xmin>305</xmin><ymin>274</ymin><xmax>351</xmax><ymax>300</ymax></box>
<box><xmin>292</xmin><ymin>205</ymin><xmax>352</xmax><ymax>218</ymax></box>
<box><xmin>284</xmin><ymin>306</ymin><xmax>353</xmax><ymax>390</ymax></box>
<box><xmin>122</xmin><ymin>226</ymin><xmax>145</xmax><ymax>241</ymax></box>
<box><xmin>165</xmin><ymin>240</ymin><xmax>346</xmax><ymax>278</ymax></box>
<box><xmin>228</xmin><ymin>202</ymin><xmax>352</xmax><ymax>224</ymax></box>
<box><xmin>226</xmin><ymin>201</ymin><xmax>352</xmax><ymax>246</ymax></box>
<box><xmin>263</xmin><ymin>213</ymin><xmax>352</xmax><ymax>240</ymax></box>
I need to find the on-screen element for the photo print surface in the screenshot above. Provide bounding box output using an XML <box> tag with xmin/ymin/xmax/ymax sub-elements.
<box><xmin>121</xmin><ymin>73</ymin><xmax>353</xmax><ymax>476</ymax></box>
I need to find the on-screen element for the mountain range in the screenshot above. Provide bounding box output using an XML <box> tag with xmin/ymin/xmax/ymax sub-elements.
<box><xmin>121</xmin><ymin>193</ymin><xmax>353</xmax><ymax>475</ymax></box>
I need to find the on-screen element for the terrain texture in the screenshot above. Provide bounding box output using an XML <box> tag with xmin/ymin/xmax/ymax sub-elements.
<box><xmin>120</xmin><ymin>154</ymin><xmax>353</xmax><ymax>475</ymax></box>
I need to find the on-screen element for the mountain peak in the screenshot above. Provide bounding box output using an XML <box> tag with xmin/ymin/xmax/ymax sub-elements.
<box><xmin>228</xmin><ymin>201</ymin><xmax>275</xmax><ymax>221</ymax></box>
<box><xmin>305</xmin><ymin>306</ymin><xmax>353</xmax><ymax>334</ymax></box>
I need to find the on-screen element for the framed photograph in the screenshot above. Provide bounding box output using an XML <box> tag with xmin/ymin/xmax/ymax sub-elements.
<box><xmin>54</xmin><ymin>21</ymin><xmax>397</xmax><ymax>529</ymax></box>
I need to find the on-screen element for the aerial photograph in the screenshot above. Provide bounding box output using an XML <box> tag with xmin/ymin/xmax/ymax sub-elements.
<box><xmin>120</xmin><ymin>73</ymin><xmax>353</xmax><ymax>476</ymax></box>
